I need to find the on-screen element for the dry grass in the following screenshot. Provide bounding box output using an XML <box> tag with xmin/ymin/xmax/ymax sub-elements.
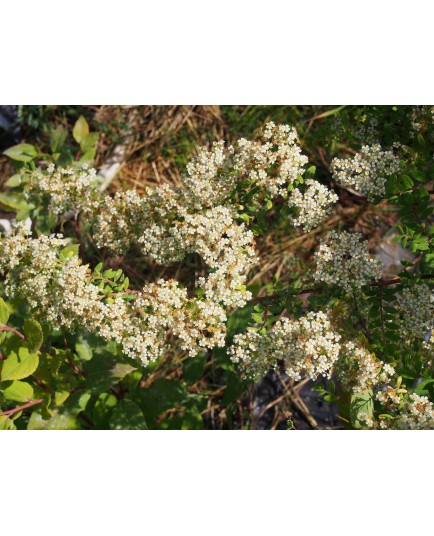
<box><xmin>93</xmin><ymin>105</ymin><xmax>227</xmax><ymax>192</ymax></box>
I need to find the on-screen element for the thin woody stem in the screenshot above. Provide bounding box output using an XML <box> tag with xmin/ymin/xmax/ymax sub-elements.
<box><xmin>0</xmin><ymin>399</ymin><xmax>43</xmax><ymax>417</ymax></box>
<box><xmin>251</xmin><ymin>274</ymin><xmax>434</xmax><ymax>302</ymax></box>
<box><xmin>0</xmin><ymin>324</ymin><xmax>28</xmax><ymax>341</ymax></box>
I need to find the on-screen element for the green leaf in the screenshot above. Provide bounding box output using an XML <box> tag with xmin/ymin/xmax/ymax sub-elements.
<box><xmin>83</xmin><ymin>354</ymin><xmax>137</xmax><ymax>394</ymax></box>
<box><xmin>122</xmin><ymin>370</ymin><xmax>142</xmax><ymax>393</ymax></box>
<box><xmin>27</xmin><ymin>409</ymin><xmax>81</xmax><ymax>430</ymax></box>
<box><xmin>350</xmin><ymin>389</ymin><xmax>373</xmax><ymax>429</ymax></box>
<box><xmin>399</xmin><ymin>174</ymin><xmax>414</xmax><ymax>190</ymax></box>
<box><xmin>110</xmin><ymin>400</ymin><xmax>147</xmax><ymax>430</ymax></box>
<box><xmin>59</xmin><ymin>244</ymin><xmax>80</xmax><ymax>260</ymax></box>
<box><xmin>4</xmin><ymin>174</ymin><xmax>22</xmax><ymax>187</ymax></box>
<box><xmin>412</xmin><ymin>170</ymin><xmax>426</xmax><ymax>183</ymax></box>
<box><xmin>0</xmin><ymin>192</ymin><xmax>28</xmax><ymax>212</ymax></box>
<box><xmin>92</xmin><ymin>392</ymin><xmax>118</xmax><ymax>429</ymax></box>
<box><xmin>2</xmin><ymin>380</ymin><xmax>34</xmax><ymax>402</ymax></box>
<box><xmin>181</xmin><ymin>406</ymin><xmax>204</xmax><ymax>430</ymax></box>
<box><xmin>417</xmin><ymin>133</ymin><xmax>426</xmax><ymax>147</ymax></box>
<box><xmin>80</xmin><ymin>132</ymin><xmax>99</xmax><ymax>152</ymax></box>
<box><xmin>305</xmin><ymin>165</ymin><xmax>316</xmax><ymax>179</ymax></box>
<box><xmin>1</xmin><ymin>347</ymin><xmax>39</xmax><ymax>381</ymax></box>
<box><xmin>0</xmin><ymin>415</ymin><xmax>16</xmax><ymax>430</ymax></box>
<box><xmin>49</xmin><ymin>125</ymin><xmax>68</xmax><ymax>153</ymax></box>
<box><xmin>54</xmin><ymin>390</ymin><xmax>70</xmax><ymax>406</ymax></box>
<box><xmin>0</xmin><ymin>298</ymin><xmax>11</xmax><ymax>325</ymax></box>
<box><xmin>136</xmin><ymin>379</ymin><xmax>187</xmax><ymax>424</ymax></box>
<box><xmin>414</xmin><ymin>379</ymin><xmax>434</xmax><ymax>396</ymax></box>
<box><xmin>252</xmin><ymin>313</ymin><xmax>263</xmax><ymax>324</ymax></box>
<box><xmin>226</xmin><ymin>302</ymin><xmax>255</xmax><ymax>339</ymax></box>
<box><xmin>30</xmin><ymin>390</ymin><xmax>91</xmax><ymax>429</ymax></box>
<box><xmin>72</xmin><ymin>116</ymin><xmax>89</xmax><ymax>144</ymax></box>
<box><xmin>328</xmin><ymin>380</ymin><xmax>336</xmax><ymax>394</ymax></box>
<box><xmin>72</xmin><ymin>115</ymin><xmax>89</xmax><ymax>144</ymax></box>
<box><xmin>93</xmin><ymin>262</ymin><xmax>103</xmax><ymax>274</ymax></box>
<box><xmin>78</xmin><ymin>149</ymin><xmax>96</xmax><ymax>164</ymax></box>
<box><xmin>411</xmin><ymin>236</ymin><xmax>429</xmax><ymax>252</ymax></box>
<box><xmin>75</xmin><ymin>340</ymin><xmax>93</xmax><ymax>361</ymax></box>
<box><xmin>3</xmin><ymin>143</ymin><xmax>38</xmax><ymax>162</ymax></box>
<box><xmin>23</xmin><ymin>318</ymin><xmax>43</xmax><ymax>353</ymax></box>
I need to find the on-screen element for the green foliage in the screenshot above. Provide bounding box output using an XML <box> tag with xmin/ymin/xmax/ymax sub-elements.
<box><xmin>23</xmin><ymin>319</ymin><xmax>43</xmax><ymax>353</ymax></box>
<box><xmin>110</xmin><ymin>400</ymin><xmax>147</xmax><ymax>430</ymax></box>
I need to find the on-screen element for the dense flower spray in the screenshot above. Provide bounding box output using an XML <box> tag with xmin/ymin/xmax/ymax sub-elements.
<box><xmin>313</xmin><ymin>230</ymin><xmax>383</xmax><ymax>291</ymax></box>
<box><xmin>331</xmin><ymin>145</ymin><xmax>400</xmax><ymax>200</ymax></box>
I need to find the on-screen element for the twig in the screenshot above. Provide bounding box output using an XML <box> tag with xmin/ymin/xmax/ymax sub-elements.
<box><xmin>251</xmin><ymin>288</ymin><xmax>320</xmax><ymax>303</ymax></box>
<box><xmin>352</xmin><ymin>291</ymin><xmax>373</xmax><ymax>343</ymax></box>
<box><xmin>0</xmin><ymin>324</ymin><xmax>28</xmax><ymax>341</ymax></box>
<box><xmin>0</xmin><ymin>399</ymin><xmax>43</xmax><ymax>417</ymax></box>
<box><xmin>252</xmin><ymin>274</ymin><xmax>434</xmax><ymax>302</ymax></box>
<box><xmin>370</xmin><ymin>274</ymin><xmax>434</xmax><ymax>286</ymax></box>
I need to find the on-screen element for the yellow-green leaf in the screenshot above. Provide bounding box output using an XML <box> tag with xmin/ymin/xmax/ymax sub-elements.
<box><xmin>0</xmin><ymin>415</ymin><xmax>16</xmax><ymax>430</ymax></box>
<box><xmin>72</xmin><ymin>115</ymin><xmax>89</xmax><ymax>144</ymax></box>
<box><xmin>1</xmin><ymin>347</ymin><xmax>39</xmax><ymax>381</ymax></box>
<box><xmin>3</xmin><ymin>143</ymin><xmax>38</xmax><ymax>162</ymax></box>
<box><xmin>4</xmin><ymin>174</ymin><xmax>22</xmax><ymax>187</ymax></box>
<box><xmin>27</xmin><ymin>410</ymin><xmax>80</xmax><ymax>430</ymax></box>
<box><xmin>2</xmin><ymin>380</ymin><xmax>34</xmax><ymax>402</ymax></box>
<box><xmin>0</xmin><ymin>297</ymin><xmax>11</xmax><ymax>324</ymax></box>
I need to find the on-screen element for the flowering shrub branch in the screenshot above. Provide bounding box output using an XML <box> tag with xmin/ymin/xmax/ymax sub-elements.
<box><xmin>1</xmin><ymin>108</ymin><xmax>434</xmax><ymax>429</ymax></box>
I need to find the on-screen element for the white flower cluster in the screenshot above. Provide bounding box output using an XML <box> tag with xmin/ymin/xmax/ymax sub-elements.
<box><xmin>395</xmin><ymin>393</ymin><xmax>434</xmax><ymax>430</ymax></box>
<box><xmin>22</xmin><ymin>163</ymin><xmax>98</xmax><ymax>214</ymax></box>
<box><xmin>313</xmin><ymin>231</ymin><xmax>383</xmax><ymax>291</ymax></box>
<box><xmin>231</xmin><ymin>122</ymin><xmax>308</xmax><ymax>197</ymax></box>
<box><xmin>397</xmin><ymin>282</ymin><xmax>434</xmax><ymax>339</ymax></box>
<box><xmin>274</xmin><ymin>312</ymin><xmax>342</xmax><ymax>381</ymax></box>
<box><xmin>288</xmin><ymin>179</ymin><xmax>338</xmax><ymax>232</ymax></box>
<box><xmin>364</xmin><ymin>387</ymin><xmax>434</xmax><ymax>430</ymax></box>
<box><xmin>90</xmin><ymin>189</ymin><xmax>149</xmax><ymax>254</ymax></box>
<box><xmin>16</xmin><ymin>124</ymin><xmax>313</xmax><ymax>307</ymax></box>
<box><xmin>182</xmin><ymin>141</ymin><xmax>234</xmax><ymax>209</ymax></box>
<box><xmin>227</xmin><ymin>330</ymin><xmax>278</xmax><ymax>381</ymax></box>
<box><xmin>179</xmin><ymin>206</ymin><xmax>256</xmax><ymax>307</ymax></box>
<box><xmin>331</xmin><ymin>144</ymin><xmax>400</xmax><ymax>200</ymax></box>
<box><xmin>336</xmin><ymin>342</ymin><xmax>395</xmax><ymax>393</ymax></box>
<box><xmin>229</xmin><ymin>311</ymin><xmax>342</xmax><ymax>382</ymax></box>
<box><xmin>92</xmin><ymin>195</ymin><xmax>256</xmax><ymax>308</ymax></box>
<box><xmin>0</xmin><ymin>229</ymin><xmax>230</xmax><ymax>364</ymax></box>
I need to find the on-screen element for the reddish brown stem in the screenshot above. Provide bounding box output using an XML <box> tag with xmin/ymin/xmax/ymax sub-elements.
<box><xmin>0</xmin><ymin>399</ymin><xmax>43</xmax><ymax>417</ymax></box>
<box><xmin>370</xmin><ymin>274</ymin><xmax>434</xmax><ymax>287</ymax></box>
<box><xmin>0</xmin><ymin>325</ymin><xmax>28</xmax><ymax>341</ymax></box>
